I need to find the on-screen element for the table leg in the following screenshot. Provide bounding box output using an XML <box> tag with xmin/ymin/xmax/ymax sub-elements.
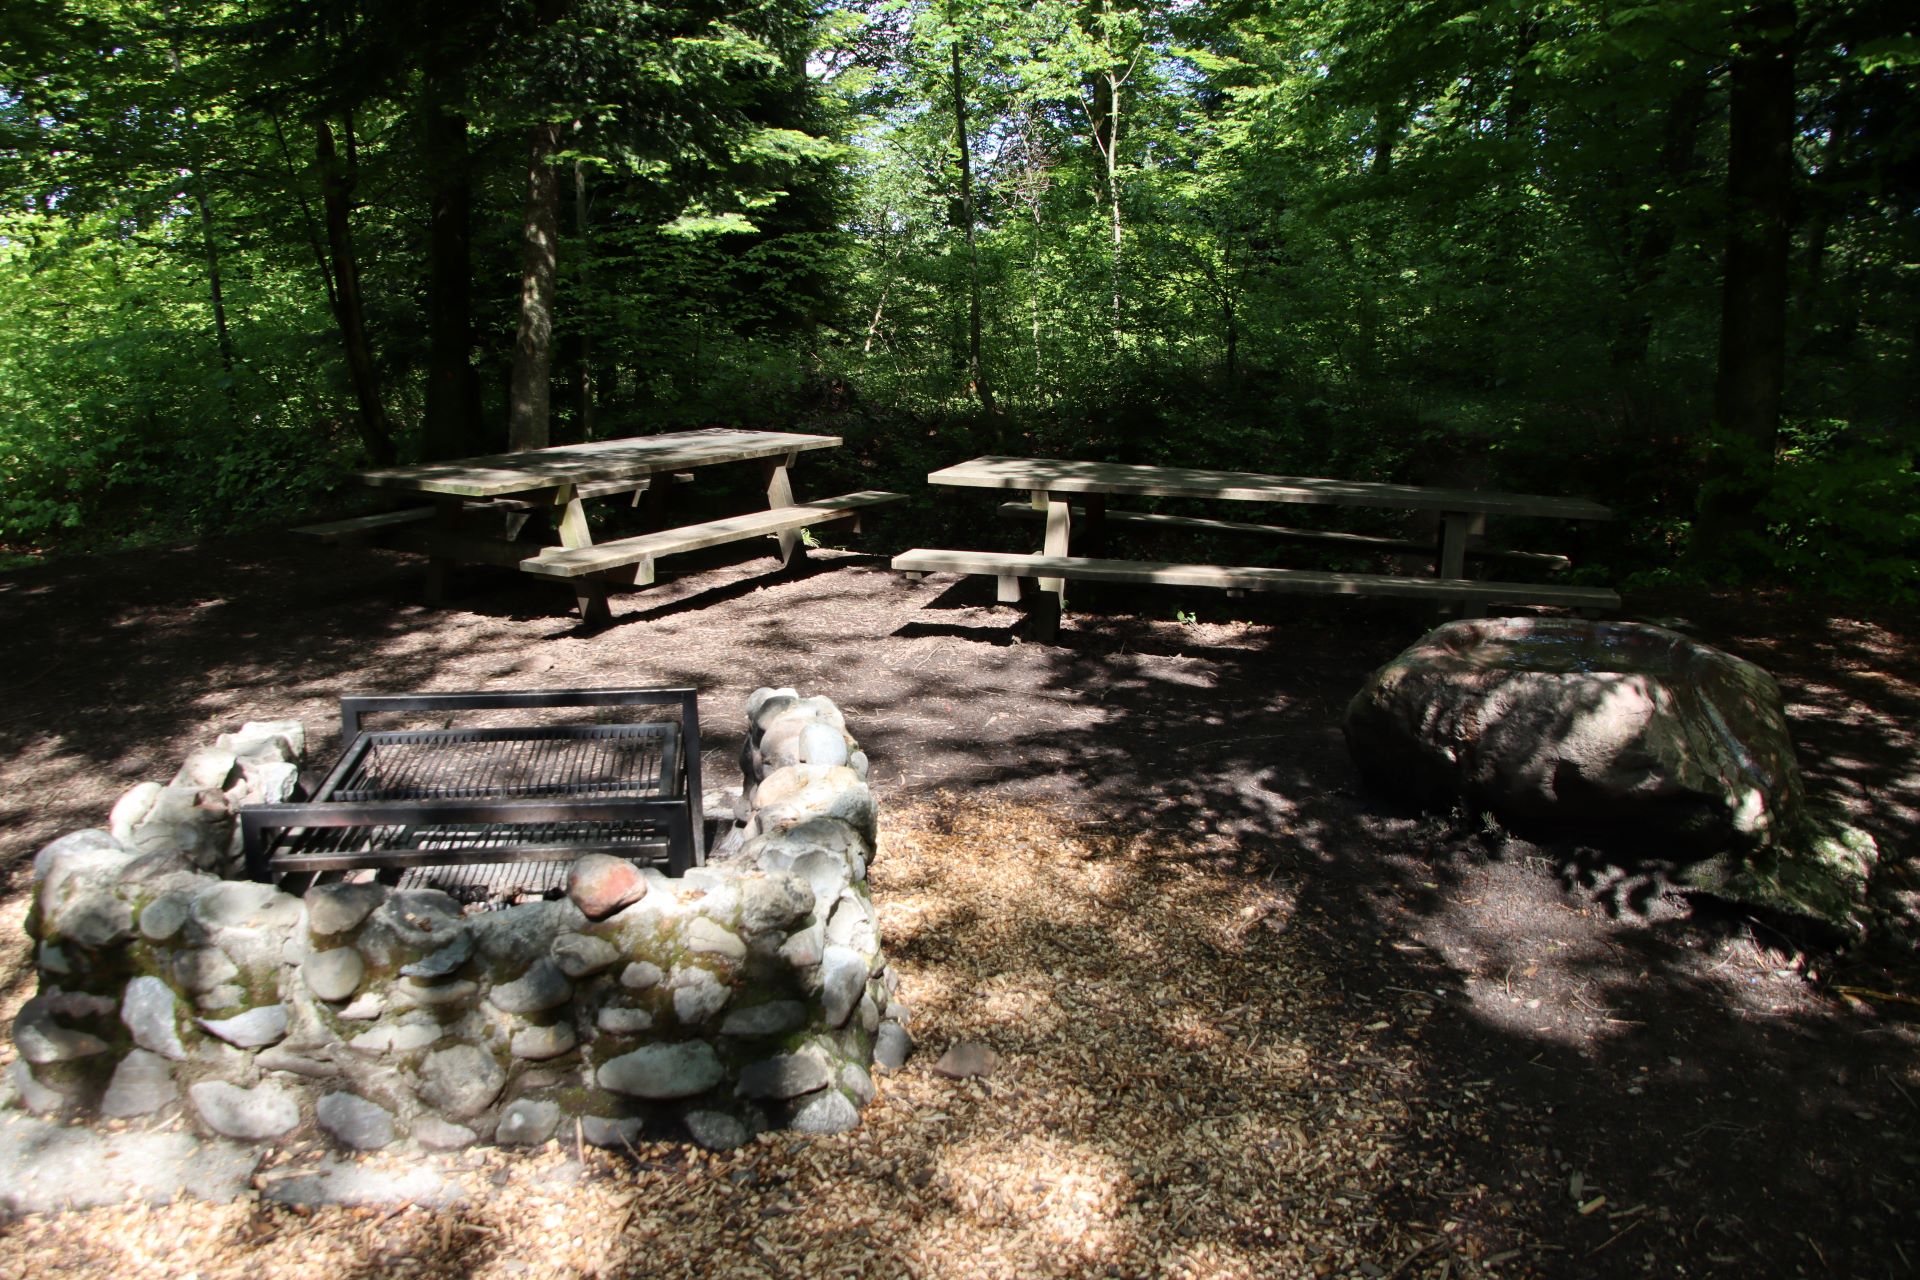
<box><xmin>550</xmin><ymin>483</ymin><xmax>611</xmax><ymax>626</ymax></box>
<box><xmin>1081</xmin><ymin>494</ymin><xmax>1108</xmax><ymax>556</ymax></box>
<box><xmin>1437</xmin><ymin>511</ymin><xmax>1483</xmax><ymax>620</ymax></box>
<box><xmin>1034</xmin><ymin>489</ymin><xmax>1070</xmax><ymax>609</ymax></box>
<box><xmin>763</xmin><ymin>451</ymin><xmax>801</xmax><ymax>568</ymax></box>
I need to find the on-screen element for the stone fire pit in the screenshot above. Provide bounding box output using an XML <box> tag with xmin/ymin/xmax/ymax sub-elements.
<box><xmin>10</xmin><ymin>689</ymin><xmax>911</xmax><ymax>1152</ymax></box>
<box><xmin>1344</xmin><ymin>618</ymin><xmax>1877</xmax><ymax>932</ymax></box>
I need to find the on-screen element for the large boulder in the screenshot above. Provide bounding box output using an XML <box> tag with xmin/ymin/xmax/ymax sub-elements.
<box><xmin>1344</xmin><ymin>617</ymin><xmax>1875</xmax><ymax>930</ymax></box>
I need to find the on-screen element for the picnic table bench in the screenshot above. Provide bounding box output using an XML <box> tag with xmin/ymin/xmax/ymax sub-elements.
<box><xmin>300</xmin><ymin>429</ymin><xmax>904</xmax><ymax>625</ymax></box>
<box><xmin>893</xmin><ymin>456</ymin><xmax>1617</xmax><ymax>640</ymax></box>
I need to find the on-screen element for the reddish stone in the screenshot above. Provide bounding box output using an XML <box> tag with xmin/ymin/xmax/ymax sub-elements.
<box><xmin>567</xmin><ymin>854</ymin><xmax>647</xmax><ymax>920</ymax></box>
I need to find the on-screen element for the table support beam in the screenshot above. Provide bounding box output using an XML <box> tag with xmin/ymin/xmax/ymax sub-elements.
<box><xmin>763</xmin><ymin>451</ymin><xmax>802</xmax><ymax>568</ymax></box>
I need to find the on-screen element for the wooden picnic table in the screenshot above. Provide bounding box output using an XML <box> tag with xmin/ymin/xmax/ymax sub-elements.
<box><xmin>324</xmin><ymin>428</ymin><xmax>902</xmax><ymax>624</ymax></box>
<box><xmin>895</xmin><ymin>455</ymin><xmax>1617</xmax><ymax>639</ymax></box>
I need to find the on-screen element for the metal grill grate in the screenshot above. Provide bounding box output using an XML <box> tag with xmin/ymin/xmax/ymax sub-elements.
<box><xmin>336</xmin><ymin>725</ymin><xmax>670</xmax><ymax>802</ymax></box>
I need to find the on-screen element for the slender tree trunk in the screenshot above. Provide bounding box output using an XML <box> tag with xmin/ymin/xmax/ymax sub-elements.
<box><xmin>1611</xmin><ymin>77</ymin><xmax>1710</xmax><ymax>371</ymax></box>
<box><xmin>950</xmin><ymin>41</ymin><xmax>993</xmax><ymax>412</ymax></box>
<box><xmin>422</xmin><ymin>81</ymin><xmax>478</xmax><ymax>459</ymax></box>
<box><xmin>1695</xmin><ymin>1</ymin><xmax>1798</xmax><ymax>570</ymax></box>
<box><xmin>507</xmin><ymin>120</ymin><xmax>563</xmax><ymax>452</ymax></box>
<box><xmin>191</xmin><ymin>184</ymin><xmax>235</xmax><ymax>385</ymax></box>
<box><xmin>1796</xmin><ymin>71</ymin><xmax>1855</xmax><ymax>342</ymax></box>
<box><xmin>314</xmin><ymin>116</ymin><xmax>395</xmax><ymax>464</ymax></box>
<box><xmin>572</xmin><ymin>157</ymin><xmax>596</xmax><ymax>439</ymax></box>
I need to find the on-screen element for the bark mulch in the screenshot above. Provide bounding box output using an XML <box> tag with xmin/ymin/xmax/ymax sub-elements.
<box><xmin>0</xmin><ymin>533</ymin><xmax>1915</xmax><ymax>1278</ymax></box>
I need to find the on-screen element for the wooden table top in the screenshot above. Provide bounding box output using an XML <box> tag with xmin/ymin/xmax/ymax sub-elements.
<box><xmin>927</xmin><ymin>456</ymin><xmax>1612</xmax><ymax>520</ymax></box>
<box><xmin>358</xmin><ymin>429</ymin><xmax>841</xmax><ymax>499</ymax></box>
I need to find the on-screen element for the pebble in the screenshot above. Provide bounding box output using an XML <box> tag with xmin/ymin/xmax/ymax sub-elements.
<box><xmin>316</xmin><ymin>1092</ymin><xmax>396</xmax><ymax>1150</ymax></box>
<box><xmin>197</xmin><ymin>1004</ymin><xmax>289</xmax><ymax>1048</ymax></box>
<box><xmin>933</xmin><ymin>1040</ymin><xmax>999</xmax><ymax>1079</ymax></box>
<box><xmin>121</xmin><ymin>976</ymin><xmax>187</xmax><ymax>1060</ymax></box>
<box><xmin>736</xmin><ymin>1053</ymin><xmax>832</xmax><ymax>1100</ymax></box>
<box><xmin>400</xmin><ymin>931</ymin><xmax>474</xmax><ymax>979</ymax></box>
<box><xmin>790</xmin><ymin>1089</ymin><xmax>861</xmax><ymax>1135</ymax></box>
<box><xmin>873</xmin><ymin>1021</ymin><xmax>914</xmax><ymax>1073</ymax></box>
<box><xmin>348</xmin><ymin>1022</ymin><xmax>444</xmax><ymax>1054</ymax></box>
<box><xmin>684</xmin><ymin>1110</ymin><xmax>751</xmax><ymax>1150</ymax></box>
<box><xmin>619</xmin><ymin>961</ymin><xmax>664</xmax><ymax>990</ymax></box>
<box><xmin>598</xmin><ymin>1042</ymin><xmax>724</xmax><ymax>1099</ymax></box>
<box><xmin>581</xmin><ymin>1115</ymin><xmax>644</xmax><ymax>1149</ymax></box>
<box><xmin>413</xmin><ymin>1115</ymin><xmax>479</xmax><ymax>1150</ymax></box>
<box><xmin>488</xmin><ymin>959</ymin><xmax>572</xmax><ymax>1016</ymax></box>
<box><xmin>510</xmin><ymin>1022</ymin><xmax>579</xmax><ymax>1061</ymax></box>
<box><xmin>684</xmin><ymin>917</ymin><xmax>746</xmax><ymax>961</ymax></box>
<box><xmin>550</xmin><ymin>933</ymin><xmax>619</xmax><ymax>978</ymax></box>
<box><xmin>172</xmin><ymin>947</ymin><xmax>240</xmax><ymax>994</ymax></box>
<box><xmin>417</xmin><ymin>1045</ymin><xmax>505</xmax><ymax>1119</ymax></box>
<box><xmin>820</xmin><ymin>946</ymin><xmax>866</xmax><ymax>1027</ymax></box>
<box><xmin>304</xmin><ymin>948</ymin><xmax>365</xmax><ymax>1002</ymax></box>
<box><xmin>304</xmin><ymin>883</ymin><xmax>387</xmax><ymax>937</ymax></box>
<box><xmin>100</xmin><ymin>1049</ymin><xmax>179</xmax><ymax>1118</ymax></box>
<box><xmin>189</xmin><ymin>1080</ymin><xmax>300</xmax><ymax>1140</ymax></box>
<box><xmin>495</xmin><ymin>1099</ymin><xmax>562</xmax><ymax>1146</ymax></box>
<box><xmin>595</xmin><ymin>1006</ymin><xmax>655</xmax><ymax>1035</ymax></box>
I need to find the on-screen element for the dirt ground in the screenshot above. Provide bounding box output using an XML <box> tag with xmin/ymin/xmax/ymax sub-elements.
<box><xmin>0</xmin><ymin>531</ymin><xmax>1916</xmax><ymax>1279</ymax></box>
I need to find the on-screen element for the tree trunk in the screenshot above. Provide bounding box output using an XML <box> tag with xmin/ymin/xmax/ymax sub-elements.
<box><xmin>422</xmin><ymin>81</ymin><xmax>478</xmax><ymax>460</ymax></box>
<box><xmin>1611</xmin><ymin>76</ymin><xmax>1710</xmax><ymax>371</ymax></box>
<box><xmin>1695</xmin><ymin>1</ymin><xmax>1797</xmax><ymax>571</ymax></box>
<box><xmin>507</xmin><ymin>120</ymin><xmax>563</xmax><ymax>452</ymax></box>
<box><xmin>314</xmin><ymin>116</ymin><xmax>395</xmax><ymax>464</ymax></box>
<box><xmin>950</xmin><ymin>40</ymin><xmax>993</xmax><ymax>413</ymax></box>
<box><xmin>572</xmin><ymin>157</ymin><xmax>596</xmax><ymax>439</ymax></box>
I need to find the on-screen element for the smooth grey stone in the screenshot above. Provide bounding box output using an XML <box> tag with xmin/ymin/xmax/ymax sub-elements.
<box><xmin>0</xmin><ymin>1111</ymin><xmax>259</xmax><ymax>1212</ymax></box>
<box><xmin>550</xmin><ymin>933</ymin><xmax>619</xmax><ymax>978</ymax></box>
<box><xmin>101</xmin><ymin>1049</ymin><xmax>180</xmax><ymax>1118</ymax></box>
<box><xmin>597</xmin><ymin>1042</ymin><xmax>724</xmax><ymax>1100</ymax></box>
<box><xmin>34</xmin><ymin>828</ymin><xmax>131</xmax><ymax>880</ymax></box>
<box><xmin>619</xmin><ymin>961</ymin><xmax>664</xmax><ymax>990</ymax></box>
<box><xmin>671</xmin><ymin>970</ymin><xmax>730</xmax><ymax>1024</ymax></box>
<box><xmin>263</xmin><ymin>1159</ymin><xmax>463</xmax><ymax>1209</ymax></box>
<box><xmin>175</xmin><ymin>747</ymin><xmax>239</xmax><ymax>790</ymax></box>
<box><xmin>197</xmin><ymin>1004</ymin><xmax>288</xmax><ymax>1048</ymax></box>
<box><xmin>796</xmin><ymin>722</ymin><xmax>850</xmax><ymax>768</ymax></box>
<box><xmin>241</xmin><ymin>760</ymin><xmax>301</xmax><ymax>805</ymax></box>
<box><xmin>488</xmin><ymin>959</ymin><xmax>571</xmax><ymax>1016</ymax></box>
<box><xmin>581</xmin><ymin>1115</ymin><xmax>643</xmax><ymax>1149</ymax></box>
<box><xmin>58</xmin><ymin>893</ymin><xmax>135</xmax><ymax>948</ymax></box>
<box><xmin>685</xmin><ymin>917</ymin><xmax>745</xmax><ymax>960</ymax></box>
<box><xmin>933</xmin><ymin>1040</ymin><xmax>999</xmax><ymax>1079</ymax></box>
<box><xmin>218</xmin><ymin>719</ymin><xmax>304</xmax><ymax>762</ymax></box>
<box><xmin>412</xmin><ymin>1115</ymin><xmax>477</xmax><ymax>1150</ymax></box>
<box><xmin>337</xmin><ymin>993</ymin><xmax>386</xmax><ymax>1020</ymax></box>
<box><xmin>305</xmin><ymin>882</ymin><xmax>387</xmax><ymax>937</ymax></box>
<box><xmin>257</xmin><ymin>1043</ymin><xmax>338</xmax><ymax>1078</ymax></box>
<box><xmin>139</xmin><ymin>893</ymin><xmax>192</xmax><ymax>942</ymax></box>
<box><xmin>595</xmin><ymin>1006</ymin><xmax>654</xmax><ymax>1035</ymax></box>
<box><xmin>873</xmin><ymin>1021</ymin><xmax>913</xmax><ymax>1073</ymax></box>
<box><xmin>859</xmin><ymin>991</ymin><xmax>881</xmax><ymax>1033</ymax></box>
<box><xmin>820</xmin><ymin>946</ymin><xmax>866</xmax><ymax>1028</ymax></box>
<box><xmin>495</xmin><ymin>1099</ymin><xmax>562</xmax><ymax>1146</ymax></box>
<box><xmin>374</xmin><ymin>890</ymin><xmax>465</xmax><ymax>948</ymax></box>
<box><xmin>189</xmin><ymin>1080</ymin><xmax>300</xmax><ymax>1140</ymax></box>
<box><xmin>840</xmin><ymin>1062</ymin><xmax>876</xmax><ymax>1106</ymax></box>
<box><xmin>304</xmin><ymin>948</ymin><xmax>364</xmax><ymax>1002</ymax></box>
<box><xmin>172</xmin><ymin>947</ymin><xmax>239</xmax><ymax>993</ymax></box>
<box><xmin>736</xmin><ymin>1053</ymin><xmax>831</xmax><ymax>1100</ymax></box>
<box><xmin>790</xmin><ymin>1089</ymin><xmax>861</xmax><ymax>1135</ymax></box>
<box><xmin>37</xmin><ymin>943</ymin><xmax>74</xmax><ymax>976</ymax></box>
<box><xmin>789</xmin><ymin>849</ymin><xmax>853</xmax><ymax>908</ymax></box>
<box><xmin>13</xmin><ymin>1000</ymin><xmax>110</xmax><ymax>1065</ymax></box>
<box><xmin>470</xmin><ymin>899</ymin><xmax>586</xmax><ymax>967</ymax></box>
<box><xmin>317</xmin><ymin>1092</ymin><xmax>396</xmax><ymax>1150</ymax></box>
<box><xmin>719</xmin><ymin>1001</ymin><xmax>807</xmax><ymax>1038</ymax></box>
<box><xmin>121</xmin><ymin>977</ymin><xmax>186</xmax><ymax>1060</ymax></box>
<box><xmin>779</xmin><ymin>923</ymin><xmax>825</xmax><ymax>971</ymax></box>
<box><xmin>195</xmin><ymin>984</ymin><xmax>247</xmax><ymax>1012</ymax></box>
<box><xmin>510</xmin><ymin>1022</ymin><xmax>578</xmax><ymax>1061</ymax></box>
<box><xmin>44</xmin><ymin>991</ymin><xmax>117</xmax><ymax>1019</ymax></box>
<box><xmin>191</xmin><ymin>880</ymin><xmax>293</xmax><ymax>931</ymax></box>
<box><xmin>349</xmin><ymin>1021</ymin><xmax>444</xmax><ymax>1054</ymax></box>
<box><xmin>738</xmin><ymin>874</ymin><xmax>815</xmax><ymax>935</ymax></box>
<box><xmin>390</xmin><ymin>977</ymin><xmax>477</xmax><ymax>1009</ymax></box>
<box><xmin>400</xmin><ymin>931</ymin><xmax>473</xmax><ymax>979</ymax></box>
<box><xmin>10</xmin><ymin>1060</ymin><xmax>69</xmax><ymax>1114</ymax></box>
<box><xmin>417</xmin><ymin>1045</ymin><xmax>505</xmax><ymax>1119</ymax></box>
<box><xmin>684</xmin><ymin>1110</ymin><xmax>750</xmax><ymax>1151</ymax></box>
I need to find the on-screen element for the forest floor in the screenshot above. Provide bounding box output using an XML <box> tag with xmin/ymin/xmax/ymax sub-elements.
<box><xmin>0</xmin><ymin>533</ymin><xmax>1916</xmax><ymax>1279</ymax></box>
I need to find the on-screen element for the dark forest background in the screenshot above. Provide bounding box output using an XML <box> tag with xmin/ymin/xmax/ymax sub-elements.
<box><xmin>2</xmin><ymin>0</ymin><xmax>1915</xmax><ymax>594</ymax></box>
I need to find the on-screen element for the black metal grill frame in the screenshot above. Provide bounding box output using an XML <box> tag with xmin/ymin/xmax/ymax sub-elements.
<box><xmin>241</xmin><ymin>687</ymin><xmax>704</xmax><ymax>885</ymax></box>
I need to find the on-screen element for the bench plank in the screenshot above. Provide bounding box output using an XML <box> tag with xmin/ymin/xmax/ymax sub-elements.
<box><xmin>293</xmin><ymin>508</ymin><xmax>435</xmax><ymax>542</ymax></box>
<box><xmin>523</xmin><ymin>491</ymin><xmax>906</xmax><ymax>579</ymax></box>
<box><xmin>891</xmin><ymin>549</ymin><xmax>1619</xmax><ymax>610</ymax></box>
<box><xmin>993</xmin><ymin>502</ymin><xmax>1572</xmax><ymax>571</ymax></box>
